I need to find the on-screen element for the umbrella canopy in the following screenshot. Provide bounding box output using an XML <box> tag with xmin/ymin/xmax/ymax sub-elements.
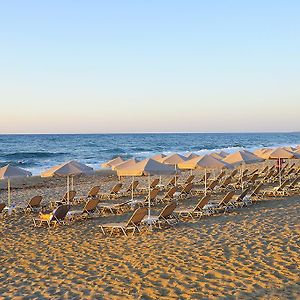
<box><xmin>113</xmin><ymin>158</ymin><xmax>139</xmax><ymax>170</ymax></box>
<box><xmin>159</xmin><ymin>153</ymin><xmax>187</xmax><ymax>165</ymax></box>
<box><xmin>184</xmin><ymin>152</ymin><xmax>199</xmax><ymax>160</ymax></box>
<box><xmin>283</xmin><ymin>146</ymin><xmax>297</xmax><ymax>152</ymax></box>
<box><xmin>0</xmin><ymin>164</ymin><xmax>32</xmax><ymax>207</ymax></box>
<box><xmin>213</xmin><ymin>151</ymin><xmax>229</xmax><ymax>158</ymax></box>
<box><xmin>263</xmin><ymin>147</ymin><xmax>300</xmax><ymax>159</ymax></box>
<box><xmin>0</xmin><ymin>164</ymin><xmax>32</xmax><ymax>179</ymax></box>
<box><xmin>223</xmin><ymin>150</ymin><xmax>264</xmax><ymax>166</ymax></box>
<box><xmin>178</xmin><ymin>154</ymin><xmax>232</xmax><ymax>170</ymax></box>
<box><xmin>41</xmin><ymin>160</ymin><xmax>94</xmax><ymax>177</ymax></box>
<box><xmin>116</xmin><ymin>158</ymin><xmax>176</xmax><ymax>177</ymax></box>
<box><xmin>101</xmin><ymin>157</ymin><xmax>124</xmax><ymax>168</ymax></box>
<box><xmin>150</xmin><ymin>154</ymin><xmax>166</xmax><ymax>161</ymax></box>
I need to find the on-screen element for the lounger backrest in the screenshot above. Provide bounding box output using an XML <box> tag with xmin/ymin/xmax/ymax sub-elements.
<box><xmin>149</xmin><ymin>188</ymin><xmax>159</xmax><ymax>200</ymax></box>
<box><xmin>159</xmin><ymin>202</ymin><xmax>177</xmax><ymax>219</ymax></box>
<box><xmin>126</xmin><ymin>207</ymin><xmax>148</xmax><ymax>227</ymax></box>
<box><xmin>289</xmin><ymin>177</ymin><xmax>300</xmax><ymax>188</ymax></box>
<box><xmin>28</xmin><ymin>195</ymin><xmax>42</xmax><ymax>208</ymax></box>
<box><xmin>252</xmin><ymin>183</ymin><xmax>263</xmax><ymax>195</ymax></box>
<box><xmin>84</xmin><ymin>198</ymin><xmax>100</xmax><ymax>212</ymax></box>
<box><xmin>242</xmin><ymin>169</ymin><xmax>249</xmax><ymax>176</ymax></box>
<box><xmin>216</xmin><ymin>171</ymin><xmax>225</xmax><ymax>180</ymax></box>
<box><xmin>278</xmin><ymin>180</ymin><xmax>289</xmax><ymax>190</ymax></box>
<box><xmin>127</xmin><ymin>180</ymin><xmax>139</xmax><ymax>192</ymax></box>
<box><xmin>167</xmin><ymin>177</ymin><xmax>176</xmax><ymax>186</ymax></box>
<box><xmin>249</xmin><ymin>174</ymin><xmax>258</xmax><ymax>182</ymax></box>
<box><xmin>260</xmin><ymin>166</ymin><xmax>268</xmax><ymax>174</ymax></box>
<box><xmin>88</xmin><ymin>186</ymin><xmax>100</xmax><ymax>197</ymax></box>
<box><xmin>222</xmin><ymin>177</ymin><xmax>231</xmax><ymax>186</ymax></box>
<box><xmin>63</xmin><ymin>190</ymin><xmax>76</xmax><ymax>202</ymax></box>
<box><xmin>0</xmin><ymin>203</ymin><xmax>6</xmax><ymax>213</ymax></box>
<box><xmin>185</xmin><ymin>175</ymin><xmax>195</xmax><ymax>184</ymax></box>
<box><xmin>164</xmin><ymin>187</ymin><xmax>177</xmax><ymax>198</ymax></box>
<box><xmin>208</xmin><ymin>180</ymin><xmax>218</xmax><ymax>190</ymax></box>
<box><xmin>53</xmin><ymin>205</ymin><xmax>69</xmax><ymax>221</ymax></box>
<box><xmin>219</xmin><ymin>191</ymin><xmax>235</xmax><ymax>206</ymax></box>
<box><xmin>238</xmin><ymin>188</ymin><xmax>250</xmax><ymax>201</ymax></box>
<box><xmin>182</xmin><ymin>183</ymin><xmax>193</xmax><ymax>194</ymax></box>
<box><xmin>194</xmin><ymin>195</ymin><xmax>210</xmax><ymax>211</ymax></box>
<box><xmin>250</xmin><ymin>169</ymin><xmax>258</xmax><ymax>176</ymax></box>
<box><xmin>150</xmin><ymin>178</ymin><xmax>159</xmax><ymax>188</ymax></box>
<box><xmin>111</xmin><ymin>183</ymin><xmax>122</xmax><ymax>194</ymax></box>
<box><xmin>231</xmin><ymin>169</ymin><xmax>238</xmax><ymax>178</ymax></box>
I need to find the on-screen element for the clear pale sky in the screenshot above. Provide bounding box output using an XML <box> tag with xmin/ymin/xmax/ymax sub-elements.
<box><xmin>0</xmin><ymin>1</ymin><xmax>299</xmax><ymax>133</ymax></box>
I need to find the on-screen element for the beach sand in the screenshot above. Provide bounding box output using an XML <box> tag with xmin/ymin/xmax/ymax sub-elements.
<box><xmin>0</xmin><ymin>171</ymin><xmax>300</xmax><ymax>299</ymax></box>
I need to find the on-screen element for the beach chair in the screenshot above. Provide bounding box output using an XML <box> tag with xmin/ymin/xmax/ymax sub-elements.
<box><xmin>178</xmin><ymin>175</ymin><xmax>195</xmax><ymax>187</ymax></box>
<box><xmin>288</xmin><ymin>176</ymin><xmax>300</xmax><ymax>191</ymax></box>
<box><xmin>229</xmin><ymin>169</ymin><xmax>238</xmax><ymax>178</ymax></box>
<box><xmin>216</xmin><ymin>170</ymin><xmax>226</xmax><ymax>182</ymax></box>
<box><xmin>156</xmin><ymin>187</ymin><xmax>177</xmax><ymax>203</ymax></box>
<box><xmin>67</xmin><ymin>198</ymin><xmax>100</xmax><ymax>220</ymax></box>
<box><xmin>100</xmin><ymin>183</ymin><xmax>123</xmax><ymax>199</ymax></box>
<box><xmin>196</xmin><ymin>172</ymin><xmax>211</xmax><ymax>184</ymax></box>
<box><xmin>232</xmin><ymin>188</ymin><xmax>251</xmax><ymax>207</ymax></box>
<box><xmin>174</xmin><ymin>195</ymin><xmax>211</xmax><ymax>220</ymax></box>
<box><xmin>259</xmin><ymin>166</ymin><xmax>268</xmax><ymax>176</ymax></box>
<box><xmin>129</xmin><ymin>188</ymin><xmax>160</xmax><ymax>207</ymax></box>
<box><xmin>87</xmin><ymin>186</ymin><xmax>101</xmax><ymax>198</ymax></box>
<box><xmin>18</xmin><ymin>195</ymin><xmax>43</xmax><ymax>212</ymax></box>
<box><xmin>100</xmin><ymin>207</ymin><xmax>148</xmax><ymax>236</ymax></box>
<box><xmin>165</xmin><ymin>176</ymin><xmax>176</xmax><ymax>188</ymax></box>
<box><xmin>219</xmin><ymin>176</ymin><xmax>232</xmax><ymax>190</ymax></box>
<box><xmin>192</xmin><ymin>180</ymin><xmax>218</xmax><ymax>195</ymax></box>
<box><xmin>138</xmin><ymin>178</ymin><xmax>159</xmax><ymax>193</ymax></box>
<box><xmin>246</xmin><ymin>173</ymin><xmax>259</xmax><ymax>186</ymax></box>
<box><xmin>177</xmin><ymin>183</ymin><xmax>193</xmax><ymax>199</ymax></box>
<box><xmin>123</xmin><ymin>180</ymin><xmax>139</xmax><ymax>195</ymax></box>
<box><xmin>146</xmin><ymin>202</ymin><xmax>178</xmax><ymax>228</ymax></box>
<box><xmin>206</xmin><ymin>191</ymin><xmax>235</xmax><ymax>214</ymax></box>
<box><xmin>249</xmin><ymin>183</ymin><xmax>264</xmax><ymax>201</ymax></box>
<box><xmin>0</xmin><ymin>203</ymin><xmax>6</xmax><ymax>217</ymax></box>
<box><xmin>263</xmin><ymin>180</ymin><xmax>290</xmax><ymax>197</ymax></box>
<box><xmin>33</xmin><ymin>205</ymin><xmax>70</xmax><ymax>227</ymax></box>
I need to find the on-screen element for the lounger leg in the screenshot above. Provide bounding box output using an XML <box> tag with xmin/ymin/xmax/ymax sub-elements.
<box><xmin>121</xmin><ymin>228</ymin><xmax>127</xmax><ymax>236</ymax></box>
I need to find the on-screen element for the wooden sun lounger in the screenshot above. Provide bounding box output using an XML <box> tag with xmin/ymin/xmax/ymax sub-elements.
<box><xmin>263</xmin><ymin>180</ymin><xmax>290</xmax><ymax>197</ymax></box>
<box><xmin>53</xmin><ymin>191</ymin><xmax>77</xmax><ymax>207</ymax></box>
<box><xmin>177</xmin><ymin>183</ymin><xmax>193</xmax><ymax>199</ymax></box>
<box><xmin>249</xmin><ymin>183</ymin><xmax>264</xmax><ymax>201</ymax></box>
<box><xmin>100</xmin><ymin>207</ymin><xmax>148</xmax><ymax>236</ymax></box>
<box><xmin>178</xmin><ymin>175</ymin><xmax>195</xmax><ymax>187</ymax></box>
<box><xmin>33</xmin><ymin>205</ymin><xmax>70</xmax><ymax>227</ymax></box>
<box><xmin>156</xmin><ymin>187</ymin><xmax>177</xmax><ymax>203</ymax></box>
<box><xmin>174</xmin><ymin>195</ymin><xmax>211</xmax><ymax>220</ymax></box>
<box><xmin>232</xmin><ymin>188</ymin><xmax>251</xmax><ymax>207</ymax></box>
<box><xmin>138</xmin><ymin>178</ymin><xmax>159</xmax><ymax>193</ymax></box>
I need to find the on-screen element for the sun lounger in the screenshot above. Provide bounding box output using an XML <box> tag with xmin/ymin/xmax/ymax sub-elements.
<box><xmin>100</xmin><ymin>183</ymin><xmax>123</xmax><ymax>199</ymax></box>
<box><xmin>174</xmin><ymin>195</ymin><xmax>211</xmax><ymax>220</ymax></box>
<box><xmin>138</xmin><ymin>178</ymin><xmax>159</xmax><ymax>193</ymax></box>
<box><xmin>249</xmin><ymin>183</ymin><xmax>264</xmax><ymax>201</ymax></box>
<box><xmin>122</xmin><ymin>180</ymin><xmax>139</xmax><ymax>195</ymax></box>
<box><xmin>18</xmin><ymin>195</ymin><xmax>43</xmax><ymax>212</ymax></box>
<box><xmin>144</xmin><ymin>203</ymin><xmax>178</xmax><ymax>228</ymax></box>
<box><xmin>127</xmin><ymin>188</ymin><xmax>160</xmax><ymax>208</ymax></box>
<box><xmin>156</xmin><ymin>187</ymin><xmax>177</xmax><ymax>203</ymax></box>
<box><xmin>263</xmin><ymin>180</ymin><xmax>290</xmax><ymax>197</ymax></box>
<box><xmin>67</xmin><ymin>198</ymin><xmax>100</xmax><ymax>220</ymax></box>
<box><xmin>52</xmin><ymin>191</ymin><xmax>77</xmax><ymax>207</ymax></box>
<box><xmin>232</xmin><ymin>188</ymin><xmax>251</xmax><ymax>207</ymax></box>
<box><xmin>178</xmin><ymin>175</ymin><xmax>195</xmax><ymax>187</ymax></box>
<box><xmin>195</xmin><ymin>172</ymin><xmax>211</xmax><ymax>185</ymax></box>
<box><xmin>205</xmin><ymin>191</ymin><xmax>235</xmax><ymax>214</ymax></box>
<box><xmin>33</xmin><ymin>205</ymin><xmax>70</xmax><ymax>227</ymax></box>
<box><xmin>177</xmin><ymin>183</ymin><xmax>193</xmax><ymax>199</ymax></box>
<box><xmin>100</xmin><ymin>207</ymin><xmax>148</xmax><ymax>236</ymax></box>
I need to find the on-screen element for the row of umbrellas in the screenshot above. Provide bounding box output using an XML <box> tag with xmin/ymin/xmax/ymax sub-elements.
<box><xmin>1</xmin><ymin>146</ymin><xmax>300</xmax><ymax>209</ymax></box>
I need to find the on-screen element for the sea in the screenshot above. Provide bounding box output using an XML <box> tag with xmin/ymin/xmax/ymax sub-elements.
<box><xmin>0</xmin><ymin>133</ymin><xmax>299</xmax><ymax>175</ymax></box>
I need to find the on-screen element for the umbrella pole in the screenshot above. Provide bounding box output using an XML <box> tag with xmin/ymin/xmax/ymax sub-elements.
<box><xmin>241</xmin><ymin>164</ymin><xmax>244</xmax><ymax>191</ymax></box>
<box><xmin>131</xmin><ymin>176</ymin><xmax>134</xmax><ymax>200</ymax></box>
<box><xmin>67</xmin><ymin>175</ymin><xmax>70</xmax><ymax>205</ymax></box>
<box><xmin>204</xmin><ymin>169</ymin><xmax>207</xmax><ymax>196</ymax></box>
<box><xmin>279</xmin><ymin>158</ymin><xmax>282</xmax><ymax>186</ymax></box>
<box><xmin>175</xmin><ymin>165</ymin><xmax>177</xmax><ymax>186</ymax></box>
<box><xmin>148</xmin><ymin>175</ymin><xmax>151</xmax><ymax>220</ymax></box>
<box><xmin>71</xmin><ymin>176</ymin><xmax>74</xmax><ymax>190</ymax></box>
<box><xmin>7</xmin><ymin>178</ymin><xmax>11</xmax><ymax>207</ymax></box>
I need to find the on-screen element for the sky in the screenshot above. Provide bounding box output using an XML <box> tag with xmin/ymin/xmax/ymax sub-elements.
<box><xmin>0</xmin><ymin>0</ymin><xmax>299</xmax><ymax>134</ymax></box>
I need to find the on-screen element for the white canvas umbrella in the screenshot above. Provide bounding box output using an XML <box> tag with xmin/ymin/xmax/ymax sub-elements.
<box><xmin>116</xmin><ymin>158</ymin><xmax>176</xmax><ymax>222</ymax></box>
<box><xmin>178</xmin><ymin>154</ymin><xmax>232</xmax><ymax>195</ymax></box>
<box><xmin>223</xmin><ymin>150</ymin><xmax>264</xmax><ymax>190</ymax></box>
<box><xmin>41</xmin><ymin>160</ymin><xmax>94</xmax><ymax>204</ymax></box>
<box><xmin>0</xmin><ymin>164</ymin><xmax>32</xmax><ymax>207</ymax></box>
<box><xmin>101</xmin><ymin>157</ymin><xmax>124</xmax><ymax>169</ymax></box>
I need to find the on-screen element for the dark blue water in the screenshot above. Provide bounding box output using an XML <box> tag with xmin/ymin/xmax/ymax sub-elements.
<box><xmin>0</xmin><ymin>133</ymin><xmax>299</xmax><ymax>175</ymax></box>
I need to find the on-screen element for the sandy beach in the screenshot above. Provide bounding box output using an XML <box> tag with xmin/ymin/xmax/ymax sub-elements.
<box><xmin>1</xmin><ymin>169</ymin><xmax>299</xmax><ymax>299</ymax></box>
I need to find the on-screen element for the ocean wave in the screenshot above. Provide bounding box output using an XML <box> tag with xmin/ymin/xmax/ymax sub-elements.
<box><xmin>3</xmin><ymin>151</ymin><xmax>68</xmax><ymax>160</ymax></box>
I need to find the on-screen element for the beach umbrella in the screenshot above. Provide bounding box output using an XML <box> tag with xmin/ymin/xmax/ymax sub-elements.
<box><xmin>184</xmin><ymin>152</ymin><xmax>199</xmax><ymax>160</ymax></box>
<box><xmin>116</xmin><ymin>158</ymin><xmax>176</xmax><ymax>222</ymax></box>
<box><xmin>159</xmin><ymin>154</ymin><xmax>187</xmax><ymax>185</ymax></box>
<box><xmin>0</xmin><ymin>164</ymin><xmax>32</xmax><ymax>207</ymax></box>
<box><xmin>262</xmin><ymin>147</ymin><xmax>300</xmax><ymax>185</ymax></box>
<box><xmin>151</xmin><ymin>154</ymin><xmax>166</xmax><ymax>161</ymax></box>
<box><xmin>41</xmin><ymin>160</ymin><xmax>94</xmax><ymax>204</ymax></box>
<box><xmin>113</xmin><ymin>158</ymin><xmax>139</xmax><ymax>199</ymax></box>
<box><xmin>101</xmin><ymin>157</ymin><xmax>124</xmax><ymax>169</ymax></box>
<box><xmin>178</xmin><ymin>154</ymin><xmax>232</xmax><ymax>195</ymax></box>
<box><xmin>223</xmin><ymin>150</ymin><xmax>264</xmax><ymax>190</ymax></box>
